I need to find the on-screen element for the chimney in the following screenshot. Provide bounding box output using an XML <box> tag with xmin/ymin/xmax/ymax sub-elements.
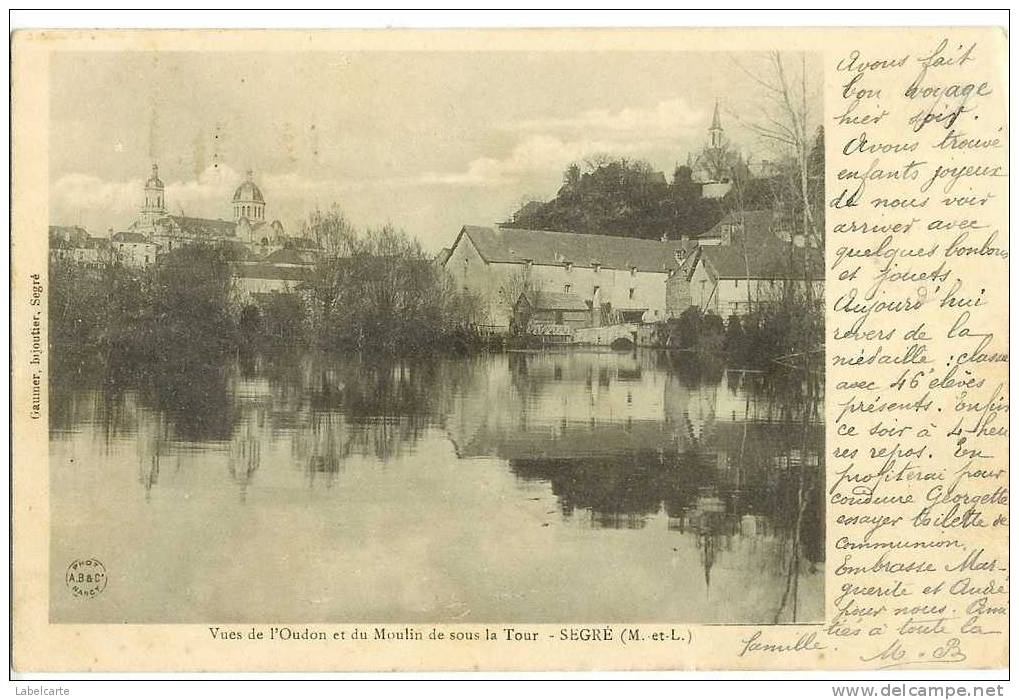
<box><xmin>660</xmin><ymin>232</ymin><xmax>669</xmax><ymax>242</ymax></box>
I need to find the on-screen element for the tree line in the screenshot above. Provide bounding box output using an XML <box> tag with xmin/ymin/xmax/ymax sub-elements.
<box><xmin>49</xmin><ymin>214</ymin><xmax>487</xmax><ymax>382</ymax></box>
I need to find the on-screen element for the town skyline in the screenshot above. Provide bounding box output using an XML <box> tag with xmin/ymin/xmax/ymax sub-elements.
<box><xmin>49</xmin><ymin>50</ymin><xmax>820</xmax><ymax>251</ymax></box>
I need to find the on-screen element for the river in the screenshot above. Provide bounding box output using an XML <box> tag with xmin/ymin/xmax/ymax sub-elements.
<box><xmin>50</xmin><ymin>349</ymin><xmax>824</xmax><ymax>623</ymax></box>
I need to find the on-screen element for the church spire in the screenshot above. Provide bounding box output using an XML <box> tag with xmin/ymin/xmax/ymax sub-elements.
<box><xmin>709</xmin><ymin>99</ymin><xmax>723</xmax><ymax>148</ymax></box>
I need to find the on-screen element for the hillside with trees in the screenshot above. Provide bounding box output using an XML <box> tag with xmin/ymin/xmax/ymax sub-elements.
<box><xmin>505</xmin><ymin>127</ymin><xmax>823</xmax><ymax>243</ymax></box>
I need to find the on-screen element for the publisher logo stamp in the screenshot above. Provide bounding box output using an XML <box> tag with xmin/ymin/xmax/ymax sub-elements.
<box><xmin>66</xmin><ymin>558</ymin><xmax>107</xmax><ymax>599</ymax></box>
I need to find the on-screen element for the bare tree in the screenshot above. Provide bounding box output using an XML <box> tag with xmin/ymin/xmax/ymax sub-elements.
<box><xmin>698</xmin><ymin>136</ymin><xmax>740</xmax><ymax>183</ymax></box>
<box><xmin>725</xmin><ymin>170</ymin><xmax>754</xmax><ymax>315</ymax></box>
<box><xmin>503</xmin><ymin>265</ymin><xmax>536</xmax><ymax>317</ymax></box>
<box><xmin>302</xmin><ymin>203</ymin><xmax>359</xmax><ymax>258</ymax></box>
<box><xmin>733</xmin><ymin>52</ymin><xmax>822</xmax><ymax>250</ymax></box>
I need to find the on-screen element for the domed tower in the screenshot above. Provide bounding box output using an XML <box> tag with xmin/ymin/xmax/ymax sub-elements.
<box><xmin>139</xmin><ymin>163</ymin><xmax>166</xmax><ymax>226</ymax></box>
<box><xmin>233</xmin><ymin>170</ymin><xmax>265</xmax><ymax>223</ymax></box>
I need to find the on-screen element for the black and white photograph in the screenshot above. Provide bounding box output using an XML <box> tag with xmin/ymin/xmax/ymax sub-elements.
<box><xmin>47</xmin><ymin>48</ymin><xmax>825</xmax><ymax>625</ymax></box>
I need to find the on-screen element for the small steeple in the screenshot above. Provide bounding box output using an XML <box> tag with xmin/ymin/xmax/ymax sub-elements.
<box><xmin>709</xmin><ymin>99</ymin><xmax>724</xmax><ymax>148</ymax></box>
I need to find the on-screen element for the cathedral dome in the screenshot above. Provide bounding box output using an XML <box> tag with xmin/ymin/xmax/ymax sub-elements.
<box><xmin>232</xmin><ymin>170</ymin><xmax>266</xmax><ymax>223</ymax></box>
<box><xmin>232</xmin><ymin>171</ymin><xmax>265</xmax><ymax>204</ymax></box>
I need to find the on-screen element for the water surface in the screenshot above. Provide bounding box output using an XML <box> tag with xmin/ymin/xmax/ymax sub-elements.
<box><xmin>51</xmin><ymin>350</ymin><xmax>824</xmax><ymax>623</ymax></box>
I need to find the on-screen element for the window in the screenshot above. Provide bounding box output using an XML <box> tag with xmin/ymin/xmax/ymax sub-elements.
<box><xmin>563</xmin><ymin>283</ymin><xmax>571</xmax><ymax>293</ymax></box>
<box><xmin>144</xmin><ymin>255</ymin><xmax>149</xmax><ymax>264</ymax></box>
<box><xmin>631</xmin><ymin>266</ymin><xmax>637</xmax><ymax>276</ymax></box>
<box><xmin>593</xmin><ymin>263</ymin><xmax>601</xmax><ymax>273</ymax></box>
<box><xmin>628</xmin><ymin>288</ymin><xmax>635</xmax><ymax>300</ymax></box>
<box><xmin>555</xmin><ymin>310</ymin><xmax>564</xmax><ymax>324</ymax></box>
<box><xmin>593</xmin><ymin>285</ymin><xmax>600</xmax><ymax>297</ymax></box>
<box><xmin>565</xmin><ymin>262</ymin><xmax>573</xmax><ymax>272</ymax></box>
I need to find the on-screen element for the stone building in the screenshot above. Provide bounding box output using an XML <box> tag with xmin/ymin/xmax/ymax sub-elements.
<box><xmin>48</xmin><ymin>226</ymin><xmax>112</xmax><ymax>267</ymax></box>
<box><xmin>442</xmin><ymin>225</ymin><xmax>694</xmax><ymax>331</ymax></box>
<box><xmin>666</xmin><ymin>210</ymin><xmax>823</xmax><ymax>317</ymax></box>
<box><xmin>112</xmin><ymin>230</ymin><xmax>158</xmax><ymax>268</ymax></box>
<box><xmin>512</xmin><ymin>290</ymin><xmax>591</xmax><ymax>338</ymax></box>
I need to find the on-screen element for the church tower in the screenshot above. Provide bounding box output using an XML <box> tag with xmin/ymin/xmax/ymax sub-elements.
<box><xmin>139</xmin><ymin>163</ymin><xmax>166</xmax><ymax>226</ymax></box>
<box><xmin>708</xmin><ymin>99</ymin><xmax>723</xmax><ymax>149</ymax></box>
<box><xmin>233</xmin><ymin>170</ymin><xmax>265</xmax><ymax>223</ymax></box>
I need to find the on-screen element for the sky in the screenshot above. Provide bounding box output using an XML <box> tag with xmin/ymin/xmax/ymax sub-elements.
<box><xmin>50</xmin><ymin>50</ymin><xmax>819</xmax><ymax>252</ymax></box>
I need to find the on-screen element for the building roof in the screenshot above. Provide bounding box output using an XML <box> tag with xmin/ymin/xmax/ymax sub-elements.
<box><xmin>264</xmin><ymin>247</ymin><xmax>311</xmax><ymax>266</ymax></box>
<box><xmin>84</xmin><ymin>237</ymin><xmax>111</xmax><ymax>250</ymax></box>
<box><xmin>160</xmin><ymin>215</ymin><xmax>237</xmax><ymax>239</ymax></box>
<box><xmin>518</xmin><ymin>290</ymin><xmax>590</xmax><ymax>312</ymax></box>
<box><xmin>233</xmin><ymin>171</ymin><xmax>265</xmax><ymax>204</ymax></box>
<box><xmin>112</xmin><ymin>231</ymin><xmax>153</xmax><ymax>244</ymax></box>
<box><xmin>699</xmin><ymin>209</ymin><xmax>777</xmax><ymax>241</ymax></box>
<box><xmin>454</xmin><ymin>225</ymin><xmax>688</xmax><ymax>273</ymax></box>
<box><xmin>434</xmin><ymin>247</ymin><xmax>452</xmax><ymax>265</ymax></box>
<box><xmin>696</xmin><ymin>234</ymin><xmax>823</xmax><ymax>281</ymax></box>
<box><xmin>232</xmin><ymin>262</ymin><xmax>313</xmax><ymax>282</ymax></box>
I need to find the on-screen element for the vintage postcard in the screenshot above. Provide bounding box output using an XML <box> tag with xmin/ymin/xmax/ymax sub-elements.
<box><xmin>11</xmin><ymin>26</ymin><xmax>1008</xmax><ymax>672</ymax></box>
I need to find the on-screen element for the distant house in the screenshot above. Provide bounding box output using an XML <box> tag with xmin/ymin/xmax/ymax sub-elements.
<box><xmin>112</xmin><ymin>231</ymin><xmax>158</xmax><ymax>268</ymax></box>
<box><xmin>49</xmin><ymin>225</ymin><xmax>90</xmax><ymax>247</ymax></box>
<box><xmin>666</xmin><ymin>210</ymin><xmax>823</xmax><ymax>317</ymax></box>
<box><xmin>49</xmin><ymin>226</ymin><xmax>113</xmax><ymax>267</ymax></box>
<box><xmin>512</xmin><ymin>290</ymin><xmax>590</xmax><ymax>336</ymax></box>
<box><xmin>232</xmin><ymin>262</ymin><xmax>314</xmax><ymax>300</ymax></box>
<box><xmin>700</xmin><ymin>182</ymin><xmax>733</xmax><ymax>199</ymax></box>
<box><xmin>442</xmin><ymin>225</ymin><xmax>692</xmax><ymax>330</ymax></box>
<box><xmin>263</xmin><ymin>246</ymin><xmax>316</xmax><ymax>268</ymax></box>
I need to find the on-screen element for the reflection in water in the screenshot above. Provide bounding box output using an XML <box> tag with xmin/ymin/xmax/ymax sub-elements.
<box><xmin>50</xmin><ymin>349</ymin><xmax>823</xmax><ymax>624</ymax></box>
